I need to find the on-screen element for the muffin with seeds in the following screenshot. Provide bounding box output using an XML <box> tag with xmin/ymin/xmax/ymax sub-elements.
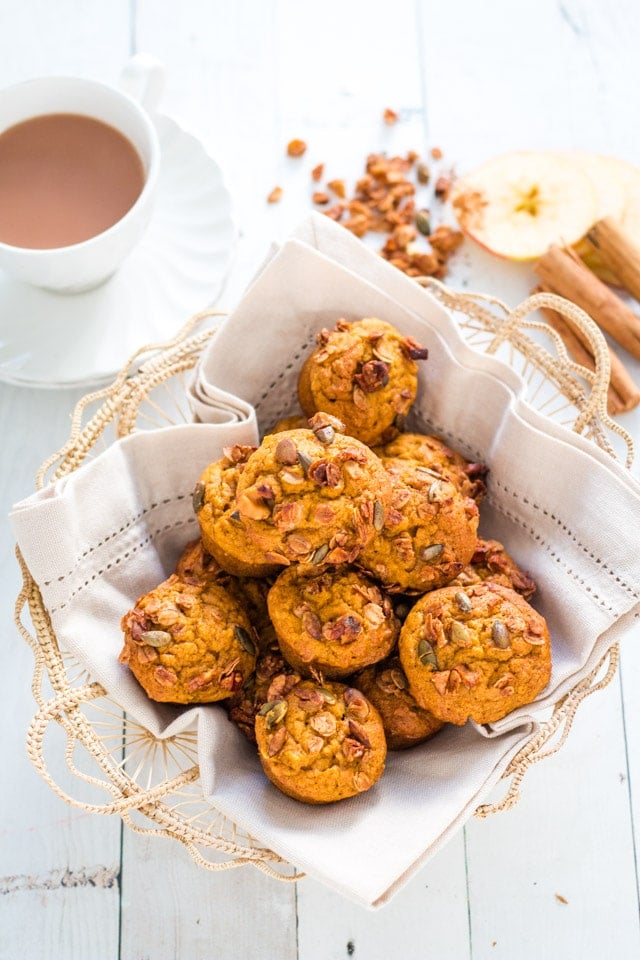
<box><xmin>268</xmin><ymin>565</ymin><xmax>399</xmax><ymax>678</ymax></box>
<box><xmin>119</xmin><ymin>573</ymin><xmax>257</xmax><ymax>704</ymax></box>
<box><xmin>358</xmin><ymin>457</ymin><xmax>479</xmax><ymax>593</ymax></box>
<box><xmin>452</xmin><ymin>538</ymin><xmax>536</xmax><ymax>598</ymax></box>
<box><xmin>298</xmin><ymin>317</ymin><xmax>428</xmax><ymax>446</ymax></box>
<box><xmin>198</xmin><ymin>414</ymin><xmax>393</xmax><ymax>575</ymax></box>
<box><xmin>194</xmin><ymin>444</ymin><xmax>280</xmax><ymax>578</ymax></box>
<box><xmin>377</xmin><ymin>432</ymin><xmax>488</xmax><ymax>502</ymax></box>
<box><xmin>398</xmin><ymin>582</ymin><xmax>551</xmax><ymax>725</ymax></box>
<box><xmin>255</xmin><ymin>679</ymin><xmax>387</xmax><ymax>804</ymax></box>
<box><xmin>356</xmin><ymin>656</ymin><xmax>444</xmax><ymax>750</ymax></box>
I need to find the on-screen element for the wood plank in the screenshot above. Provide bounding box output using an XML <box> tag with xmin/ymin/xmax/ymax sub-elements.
<box><xmin>296</xmin><ymin>835</ymin><xmax>470</xmax><ymax>960</ymax></box>
<box><xmin>465</xmin><ymin>672</ymin><xmax>640</xmax><ymax>957</ymax></box>
<box><xmin>0</xmin><ymin>4</ymin><xmax>132</xmax><ymax>958</ymax></box>
<box><xmin>0</xmin><ymin>384</ymin><xmax>122</xmax><ymax>960</ymax></box>
<box><xmin>119</xmin><ymin>832</ymin><xmax>297</xmax><ymax>960</ymax></box>
<box><xmin>419</xmin><ymin>0</ymin><xmax>640</xmax><ymax>954</ymax></box>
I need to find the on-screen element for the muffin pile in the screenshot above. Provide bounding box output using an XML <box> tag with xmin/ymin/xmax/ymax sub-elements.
<box><xmin>119</xmin><ymin>317</ymin><xmax>552</xmax><ymax>805</ymax></box>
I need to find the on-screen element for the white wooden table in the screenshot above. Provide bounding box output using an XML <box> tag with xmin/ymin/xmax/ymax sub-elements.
<box><xmin>2</xmin><ymin>2</ymin><xmax>640</xmax><ymax>957</ymax></box>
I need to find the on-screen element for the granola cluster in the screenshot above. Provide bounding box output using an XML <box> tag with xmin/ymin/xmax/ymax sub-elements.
<box><xmin>119</xmin><ymin>317</ymin><xmax>550</xmax><ymax>804</ymax></box>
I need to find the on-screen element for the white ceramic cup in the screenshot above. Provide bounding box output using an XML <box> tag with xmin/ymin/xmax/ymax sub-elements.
<box><xmin>0</xmin><ymin>55</ymin><xmax>163</xmax><ymax>293</ymax></box>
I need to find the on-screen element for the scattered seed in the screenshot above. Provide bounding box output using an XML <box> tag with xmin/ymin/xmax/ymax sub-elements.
<box><xmin>454</xmin><ymin>591</ymin><xmax>472</xmax><ymax>613</ymax></box>
<box><xmin>492</xmin><ymin>620</ymin><xmax>510</xmax><ymax>649</ymax></box>
<box><xmin>390</xmin><ymin>668</ymin><xmax>407</xmax><ymax>690</ymax></box>
<box><xmin>416</xmin><ymin>161</ymin><xmax>430</xmax><ymax>184</ymax></box>
<box><xmin>192</xmin><ymin>481</ymin><xmax>205</xmax><ymax>514</ymax></box>
<box><xmin>229</xmin><ymin>510</ymin><xmax>241</xmax><ymax>523</ymax></box>
<box><xmin>418</xmin><ymin>638</ymin><xmax>438</xmax><ymax>668</ymax></box>
<box><xmin>416</xmin><ymin>209</ymin><xmax>431</xmax><ymax>236</ymax></box>
<box><xmin>421</xmin><ymin>543</ymin><xmax>444</xmax><ymax>563</ymax></box>
<box><xmin>234</xmin><ymin>625</ymin><xmax>256</xmax><ymax>656</ymax></box>
<box><xmin>140</xmin><ymin>630</ymin><xmax>173</xmax><ymax>648</ymax></box>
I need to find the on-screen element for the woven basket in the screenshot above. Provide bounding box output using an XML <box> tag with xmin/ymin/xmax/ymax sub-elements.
<box><xmin>15</xmin><ymin>284</ymin><xmax>635</xmax><ymax>880</ymax></box>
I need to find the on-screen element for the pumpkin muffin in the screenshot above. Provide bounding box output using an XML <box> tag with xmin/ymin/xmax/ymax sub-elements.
<box><xmin>358</xmin><ymin>457</ymin><xmax>479</xmax><ymax>593</ymax></box>
<box><xmin>377</xmin><ymin>432</ymin><xmax>488</xmax><ymax>501</ymax></box>
<box><xmin>298</xmin><ymin>317</ymin><xmax>428</xmax><ymax>446</ymax></box>
<box><xmin>398</xmin><ymin>582</ymin><xmax>551</xmax><ymax>725</ymax></box>
<box><xmin>200</xmin><ymin>416</ymin><xmax>393</xmax><ymax>573</ymax></box>
<box><xmin>174</xmin><ymin>538</ymin><xmax>223</xmax><ymax>584</ymax></box>
<box><xmin>356</xmin><ymin>656</ymin><xmax>444</xmax><ymax>750</ymax></box>
<box><xmin>452</xmin><ymin>538</ymin><xmax>537</xmax><ymax>599</ymax></box>
<box><xmin>255</xmin><ymin>679</ymin><xmax>387</xmax><ymax>804</ymax></box>
<box><xmin>267</xmin><ymin>565</ymin><xmax>399</xmax><ymax>678</ymax></box>
<box><xmin>193</xmin><ymin>444</ymin><xmax>279</xmax><ymax>578</ymax></box>
<box><xmin>119</xmin><ymin>573</ymin><xmax>257</xmax><ymax>704</ymax></box>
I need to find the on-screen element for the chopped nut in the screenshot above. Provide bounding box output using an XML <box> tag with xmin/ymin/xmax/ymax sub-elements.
<box><xmin>287</xmin><ymin>138</ymin><xmax>307</xmax><ymax>157</ymax></box>
<box><xmin>327</xmin><ymin>179</ymin><xmax>346</xmax><ymax>199</ymax></box>
<box><xmin>267</xmin><ymin>185</ymin><xmax>283</xmax><ymax>203</ymax></box>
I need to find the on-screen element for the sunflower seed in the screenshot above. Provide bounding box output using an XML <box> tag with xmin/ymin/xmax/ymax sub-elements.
<box><xmin>311</xmin><ymin>543</ymin><xmax>330</xmax><ymax>565</ymax></box>
<box><xmin>140</xmin><ymin>629</ymin><xmax>173</xmax><ymax>648</ymax></box>
<box><xmin>428</xmin><ymin>480</ymin><xmax>443</xmax><ymax>502</ymax></box>
<box><xmin>421</xmin><ymin>543</ymin><xmax>444</xmax><ymax>563</ymax></box>
<box><xmin>373</xmin><ymin>500</ymin><xmax>385</xmax><ymax>531</ymax></box>
<box><xmin>314</xmin><ymin>425</ymin><xmax>335</xmax><ymax>444</ymax></box>
<box><xmin>451</xmin><ymin>621</ymin><xmax>471</xmax><ymax>645</ymax></box>
<box><xmin>492</xmin><ymin>620</ymin><xmax>510</xmax><ymax>649</ymax></box>
<box><xmin>418</xmin><ymin>638</ymin><xmax>438</xmax><ymax>668</ymax></box>
<box><xmin>416</xmin><ymin>209</ymin><xmax>431</xmax><ymax>236</ymax></box>
<box><xmin>192</xmin><ymin>481</ymin><xmax>205</xmax><ymax>514</ymax></box>
<box><xmin>234</xmin><ymin>625</ymin><xmax>256</xmax><ymax>656</ymax></box>
<box><xmin>454</xmin><ymin>591</ymin><xmax>472</xmax><ymax>613</ymax></box>
<box><xmin>262</xmin><ymin>699</ymin><xmax>288</xmax><ymax>730</ymax></box>
<box><xmin>297</xmin><ymin>450</ymin><xmax>312</xmax><ymax>476</ymax></box>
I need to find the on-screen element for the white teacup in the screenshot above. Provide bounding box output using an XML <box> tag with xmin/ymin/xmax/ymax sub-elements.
<box><xmin>0</xmin><ymin>55</ymin><xmax>163</xmax><ymax>293</ymax></box>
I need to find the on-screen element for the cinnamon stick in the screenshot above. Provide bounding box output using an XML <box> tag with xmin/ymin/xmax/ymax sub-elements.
<box><xmin>534</xmin><ymin>285</ymin><xmax>640</xmax><ymax>415</ymax></box>
<box><xmin>534</xmin><ymin>244</ymin><xmax>640</xmax><ymax>360</ymax></box>
<box><xmin>586</xmin><ymin>216</ymin><xmax>640</xmax><ymax>302</ymax></box>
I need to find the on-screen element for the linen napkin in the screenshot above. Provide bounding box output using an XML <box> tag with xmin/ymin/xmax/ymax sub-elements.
<box><xmin>11</xmin><ymin>215</ymin><xmax>640</xmax><ymax>908</ymax></box>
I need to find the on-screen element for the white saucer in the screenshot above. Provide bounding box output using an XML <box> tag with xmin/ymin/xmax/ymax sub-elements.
<box><xmin>0</xmin><ymin>114</ymin><xmax>236</xmax><ymax>389</ymax></box>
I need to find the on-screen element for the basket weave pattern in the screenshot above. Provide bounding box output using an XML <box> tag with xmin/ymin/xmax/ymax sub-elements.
<box><xmin>15</xmin><ymin>289</ymin><xmax>633</xmax><ymax>876</ymax></box>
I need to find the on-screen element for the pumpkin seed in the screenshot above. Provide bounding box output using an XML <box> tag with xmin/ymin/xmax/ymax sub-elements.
<box><xmin>140</xmin><ymin>630</ymin><xmax>173</xmax><ymax>648</ymax></box>
<box><xmin>418</xmin><ymin>638</ymin><xmax>438</xmax><ymax>668</ymax></box>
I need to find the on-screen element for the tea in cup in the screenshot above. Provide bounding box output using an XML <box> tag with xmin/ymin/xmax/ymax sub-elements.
<box><xmin>0</xmin><ymin>56</ymin><xmax>163</xmax><ymax>293</ymax></box>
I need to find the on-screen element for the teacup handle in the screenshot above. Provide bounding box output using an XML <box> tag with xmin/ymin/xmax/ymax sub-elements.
<box><xmin>119</xmin><ymin>54</ymin><xmax>165</xmax><ymax>114</ymax></box>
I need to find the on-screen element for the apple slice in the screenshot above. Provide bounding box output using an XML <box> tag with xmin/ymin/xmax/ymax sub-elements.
<box><xmin>451</xmin><ymin>151</ymin><xmax>599</xmax><ymax>261</ymax></box>
<box><xmin>568</xmin><ymin>153</ymin><xmax>640</xmax><ymax>282</ymax></box>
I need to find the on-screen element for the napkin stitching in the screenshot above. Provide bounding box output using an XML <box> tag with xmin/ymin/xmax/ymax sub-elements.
<box><xmin>253</xmin><ymin>336</ymin><xmax>315</xmax><ymax>410</ymax></box>
<box><xmin>42</xmin><ymin>493</ymin><xmax>191</xmax><ymax>587</ymax></box>
<box><xmin>490</xmin><ymin>479</ymin><xmax>640</xmax><ymax>601</ymax></box>
<box><xmin>49</xmin><ymin>514</ymin><xmax>197</xmax><ymax>615</ymax></box>
<box><xmin>486</xmin><ymin>496</ymin><xmax>623</xmax><ymax>616</ymax></box>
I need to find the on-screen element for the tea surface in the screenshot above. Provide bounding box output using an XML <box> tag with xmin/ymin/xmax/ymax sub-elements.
<box><xmin>0</xmin><ymin>112</ymin><xmax>145</xmax><ymax>248</ymax></box>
